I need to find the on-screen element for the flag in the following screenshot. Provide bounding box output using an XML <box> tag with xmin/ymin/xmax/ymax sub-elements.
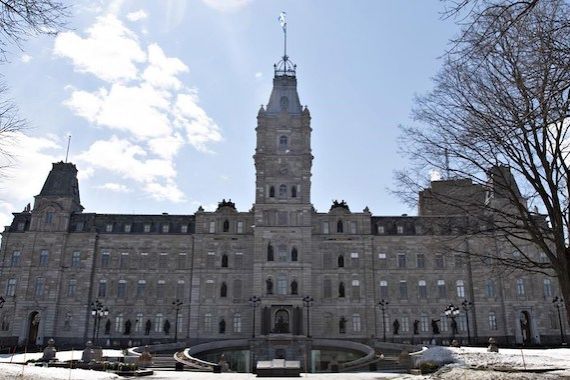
<box><xmin>279</xmin><ymin>12</ymin><xmax>287</xmax><ymax>31</ymax></box>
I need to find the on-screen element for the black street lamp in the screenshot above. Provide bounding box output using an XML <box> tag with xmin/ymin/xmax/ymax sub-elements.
<box><xmin>461</xmin><ymin>299</ymin><xmax>473</xmax><ymax>345</ymax></box>
<box><xmin>249</xmin><ymin>296</ymin><xmax>261</xmax><ymax>338</ymax></box>
<box><xmin>172</xmin><ymin>299</ymin><xmax>183</xmax><ymax>343</ymax></box>
<box><xmin>444</xmin><ymin>304</ymin><xmax>460</xmax><ymax>342</ymax></box>
<box><xmin>553</xmin><ymin>296</ymin><xmax>567</xmax><ymax>345</ymax></box>
<box><xmin>378</xmin><ymin>299</ymin><xmax>389</xmax><ymax>342</ymax></box>
<box><xmin>90</xmin><ymin>300</ymin><xmax>109</xmax><ymax>346</ymax></box>
<box><xmin>302</xmin><ymin>296</ymin><xmax>314</xmax><ymax>338</ymax></box>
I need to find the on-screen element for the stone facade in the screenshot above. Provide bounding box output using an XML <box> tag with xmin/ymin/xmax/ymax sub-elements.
<box><xmin>0</xmin><ymin>58</ymin><xmax>567</xmax><ymax>349</ymax></box>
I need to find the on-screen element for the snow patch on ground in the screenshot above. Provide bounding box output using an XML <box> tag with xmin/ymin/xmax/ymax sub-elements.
<box><xmin>0</xmin><ymin>363</ymin><xmax>118</xmax><ymax>379</ymax></box>
<box><xmin>0</xmin><ymin>349</ymin><xmax>125</xmax><ymax>363</ymax></box>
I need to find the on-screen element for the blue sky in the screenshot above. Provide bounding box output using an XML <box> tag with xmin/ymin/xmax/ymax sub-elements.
<box><xmin>0</xmin><ymin>0</ymin><xmax>458</xmax><ymax>225</ymax></box>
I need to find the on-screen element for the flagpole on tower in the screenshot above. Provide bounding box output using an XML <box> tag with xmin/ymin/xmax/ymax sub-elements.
<box><xmin>279</xmin><ymin>11</ymin><xmax>287</xmax><ymax>59</ymax></box>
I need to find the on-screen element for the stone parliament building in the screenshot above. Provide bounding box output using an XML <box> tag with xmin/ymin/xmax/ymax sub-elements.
<box><xmin>0</xmin><ymin>53</ymin><xmax>566</xmax><ymax>350</ymax></box>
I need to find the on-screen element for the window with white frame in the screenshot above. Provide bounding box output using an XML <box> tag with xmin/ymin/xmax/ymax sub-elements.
<box><xmin>39</xmin><ymin>250</ymin><xmax>49</xmax><ymax>266</ymax></box>
<box><xmin>458</xmin><ymin>314</ymin><xmax>467</xmax><ymax>331</ymax></box>
<box><xmin>350</xmin><ymin>221</ymin><xmax>357</xmax><ymax>234</ymax></box>
<box><xmin>378</xmin><ymin>253</ymin><xmax>387</xmax><ymax>268</ymax></box>
<box><xmin>237</xmin><ymin>221</ymin><xmax>244</xmax><ymax>234</ymax></box>
<box><xmin>117</xmin><ymin>280</ymin><xmax>127</xmax><ymax>298</ymax></box>
<box><xmin>377</xmin><ymin>225</ymin><xmax>385</xmax><ymax>234</ymax></box>
<box><xmin>437</xmin><ymin>280</ymin><xmax>446</xmax><ymax>298</ymax></box>
<box><xmin>440</xmin><ymin>314</ymin><xmax>449</xmax><ymax>332</ymax></box>
<box><xmin>420</xmin><ymin>314</ymin><xmax>429</xmax><ymax>332</ymax></box>
<box><xmin>456</xmin><ymin>280</ymin><xmax>465</xmax><ymax>298</ymax></box>
<box><xmin>115</xmin><ymin>313</ymin><xmax>124</xmax><ymax>332</ymax></box>
<box><xmin>124</xmin><ymin>224</ymin><xmax>131</xmax><ymax>233</ymax></box>
<box><xmin>488</xmin><ymin>312</ymin><xmax>498</xmax><ymax>330</ymax></box>
<box><xmin>67</xmin><ymin>279</ymin><xmax>76</xmax><ymax>297</ymax></box>
<box><xmin>98</xmin><ymin>280</ymin><xmax>107</xmax><ymax>297</ymax></box>
<box><xmin>137</xmin><ymin>280</ymin><xmax>146</xmax><ymax>297</ymax></box>
<box><xmin>209</xmin><ymin>221</ymin><xmax>216</xmax><ymax>233</ymax></box>
<box><xmin>154</xmin><ymin>314</ymin><xmax>163</xmax><ymax>333</ymax></box>
<box><xmin>6</xmin><ymin>278</ymin><xmax>16</xmax><ymax>297</ymax></box>
<box><xmin>351</xmin><ymin>280</ymin><xmax>361</xmax><ymax>299</ymax></box>
<box><xmin>157</xmin><ymin>280</ymin><xmax>165</xmax><ymax>298</ymax></box>
<box><xmin>277</xmin><ymin>275</ymin><xmax>288</xmax><ymax>295</ymax></box>
<box><xmin>106</xmin><ymin>223</ymin><xmax>113</xmax><ymax>232</ymax></box>
<box><xmin>10</xmin><ymin>251</ymin><xmax>21</xmax><ymax>267</ymax></box>
<box><xmin>233</xmin><ymin>313</ymin><xmax>242</xmax><ymax>333</ymax></box>
<box><xmin>397</xmin><ymin>225</ymin><xmax>404</xmax><ymax>234</ymax></box>
<box><xmin>35</xmin><ymin>277</ymin><xmax>45</xmax><ymax>296</ymax></box>
<box><xmin>204</xmin><ymin>313</ymin><xmax>212</xmax><ymax>332</ymax></box>
<box><xmin>516</xmin><ymin>278</ymin><xmax>525</xmax><ymax>296</ymax></box>
<box><xmin>144</xmin><ymin>223</ymin><xmax>151</xmax><ymax>233</ymax></box>
<box><xmin>119</xmin><ymin>252</ymin><xmax>129</xmax><ymax>269</ymax></box>
<box><xmin>543</xmin><ymin>278</ymin><xmax>553</xmax><ymax>297</ymax></box>
<box><xmin>352</xmin><ymin>314</ymin><xmax>362</xmax><ymax>332</ymax></box>
<box><xmin>135</xmin><ymin>313</ymin><xmax>143</xmax><ymax>332</ymax></box>
<box><xmin>401</xmin><ymin>316</ymin><xmax>409</xmax><ymax>332</ymax></box>
<box><xmin>397</xmin><ymin>253</ymin><xmax>406</xmax><ymax>268</ymax></box>
<box><xmin>418</xmin><ymin>280</ymin><xmax>427</xmax><ymax>299</ymax></box>
<box><xmin>162</xmin><ymin>224</ymin><xmax>169</xmax><ymax>233</ymax></box>
<box><xmin>485</xmin><ymin>279</ymin><xmax>496</xmax><ymax>297</ymax></box>
<box><xmin>71</xmin><ymin>251</ymin><xmax>81</xmax><ymax>268</ymax></box>
<box><xmin>399</xmin><ymin>280</ymin><xmax>408</xmax><ymax>299</ymax></box>
<box><xmin>181</xmin><ymin>224</ymin><xmax>188</xmax><ymax>233</ymax></box>
<box><xmin>322</xmin><ymin>222</ymin><xmax>329</xmax><ymax>234</ymax></box>
<box><xmin>176</xmin><ymin>280</ymin><xmax>185</xmax><ymax>299</ymax></box>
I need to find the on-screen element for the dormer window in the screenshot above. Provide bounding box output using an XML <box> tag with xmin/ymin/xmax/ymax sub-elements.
<box><xmin>162</xmin><ymin>224</ymin><xmax>169</xmax><ymax>233</ymax></box>
<box><xmin>397</xmin><ymin>225</ymin><xmax>404</xmax><ymax>234</ymax></box>
<box><xmin>105</xmin><ymin>223</ymin><xmax>113</xmax><ymax>232</ymax></box>
<box><xmin>124</xmin><ymin>224</ymin><xmax>131</xmax><ymax>233</ymax></box>
<box><xmin>45</xmin><ymin>212</ymin><xmax>54</xmax><ymax>224</ymax></box>
<box><xmin>143</xmin><ymin>224</ymin><xmax>151</xmax><ymax>233</ymax></box>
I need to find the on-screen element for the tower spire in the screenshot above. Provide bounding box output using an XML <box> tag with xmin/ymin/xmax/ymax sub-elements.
<box><xmin>274</xmin><ymin>11</ymin><xmax>296</xmax><ymax>77</ymax></box>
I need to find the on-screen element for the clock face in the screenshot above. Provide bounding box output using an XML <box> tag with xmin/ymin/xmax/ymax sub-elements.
<box><xmin>280</xmin><ymin>96</ymin><xmax>289</xmax><ymax>110</ymax></box>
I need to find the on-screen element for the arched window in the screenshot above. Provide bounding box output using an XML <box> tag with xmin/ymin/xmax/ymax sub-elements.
<box><xmin>337</xmin><ymin>255</ymin><xmax>345</xmax><ymax>268</ymax></box>
<box><xmin>221</xmin><ymin>254</ymin><xmax>228</xmax><ymax>268</ymax></box>
<box><xmin>339</xmin><ymin>282</ymin><xmax>345</xmax><ymax>298</ymax></box>
<box><xmin>219</xmin><ymin>319</ymin><xmax>226</xmax><ymax>334</ymax></box>
<box><xmin>339</xmin><ymin>317</ymin><xmax>347</xmax><ymax>334</ymax></box>
<box><xmin>291</xmin><ymin>247</ymin><xmax>298</xmax><ymax>262</ymax></box>
<box><xmin>337</xmin><ymin>220</ymin><xmax>344</xmax><ymax>233</ymax></box>
<box><xmin>220</xmin><ymin>282</ymin><xmax>227</xmax><ymax>297</ymax></box>
<box><xmin>291</xmin><ymin>186</ymin><xmax>297</xmax><ymax>198</ymax></box>
<box><xmin>279</xmin><ymin>135</ymin><xmax>288</xmax><ymax>149</ymax></box>
<box><xmin>266</xmin><ymin>278</ymin><xmax>274</xmax><ymax>295</ymax></box>
<box><xmin>267</xmin><ymin>243</ymin><xmax>274</xmax><ymax>261</ymax></box>
<box><xmin>223</xmin><ymin>219</ymin><xmax>229</xmax><ymax>232</ymax></box>
<box><xmin>269</xmin><ymin>186</ymin><xmax>275</xmax><ymax>198</ymax></box>
<box><xmin>291</xmin><ymin>280</ymin><xmax>298</xmax><ymax>295</ymax></box>
<box><xmin>279</xmin><ymin>184</ymin><xmax>287</xmax><ymax>197</ymax></box>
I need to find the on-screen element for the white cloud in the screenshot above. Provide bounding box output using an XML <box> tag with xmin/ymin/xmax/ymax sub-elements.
<box><xmin>20</xmin><ymin>54</ymin><xmax>32</xmax><ymax>63</ymax></box>
<box><xmin>56</xmin><ymin>13</ymin><xmax>221</xmax><ymax>203</ymax></box>
<box><xmin>97</xmin><ymin>182</ymin><xmax>132</xmax><ymax>192</ymax></box>
<box><xmin>254</xmin><ymin>71</ymin><xmax>263</xmax><ymax>79</ymax></box>
<box><xmin>126</xmin><ymin>9</ymin><xmax>148</xmax><ymax>22</ymax></box>
<box><xmin>54</xmin><ymin>14</ymin><xmax>146</xmax><ymax>82</ymax></box>
<box><xmin>201</xmin><ymin>0</ymin><xmax>252</xmax><ymax>12</ymax></box>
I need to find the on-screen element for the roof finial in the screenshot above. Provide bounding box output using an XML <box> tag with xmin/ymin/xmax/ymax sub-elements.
<box><xmin>275</xmin><ymin>12</ymin><xmax>295</xmax><ymax>77</ymax></box>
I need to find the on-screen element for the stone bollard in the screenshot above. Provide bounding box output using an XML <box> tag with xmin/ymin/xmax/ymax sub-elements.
<box><xmin>487</xmin><ymin>337</ymin><xmax>499</xmax><ymax>353</ymax></box>
<box><xmin>81</xmin><ymin>341</ymin><xmax>97</xmax><ymax>362</ymax></box>
<box><xmin>41</xmin><ymin>338</ymin><xmax>57</xmax><ymax>362</ymax></box>
<box><xmin>450</xmin><ymin>339</ymin><xmax>460</xmax><ymax>348</ymax></box>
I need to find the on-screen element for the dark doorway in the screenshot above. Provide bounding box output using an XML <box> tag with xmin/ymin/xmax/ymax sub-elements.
<box><xmin>274</xmin><ymin>309</ymin><xmax>290</xmax><ymax>333</ymax></box>
<box><xmin>27</xmin><ymin>311</ymin><xmax>40</xmax><ymax>346</ymax></box>
<box><xmin>520</xmin><ymin>311</ymin><xmax>532</xmax><ymax>344</ymax></box>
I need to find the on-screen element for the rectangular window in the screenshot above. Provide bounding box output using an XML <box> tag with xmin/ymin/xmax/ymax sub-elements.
<box><xmin>440</xmin><ymin>315</ymin><xmax>449</xmax><ymax>332</ymax></box>
<box><xmin>154</xmin><ymin>314</ymin><xmax>163</xmax><ymax>333</ymax></box>
<box><xmin>157</xmin><ymin>280</ymin><xmax>165</xmax><ymax>298</ymax></box>
<box><xmin>379</xmin><ymin>280</ymin><xmax>388</xmax><ymax>299</ymax></box>
<box><xmin>323</xmin><ymin>279</ymin><xmax>332</xmax><ymax>298</ymax></box>
<box><xmin>350</xmin><ymin>252</ymin><xmax>359</xmax><ymax>268</ymax></box>
<box><xmin>71</xmin><ymin>251</ymin><xmax>81</xmax><ymax>268</ymax></box>
<box><xmin>144</xmin><ymin>223</ymin><xmax>151</xmax><ymax>233</ymax></box>
<box><xmin>437</xmin><ymin>280</ymin><xmax>446</xmax><ymax>298</ymax></box>
<box><xmin>74</xmin><ymin>222</ymin><xmax>84</xmax><ymax>232</ymax></box>
<box><xmin>454</xmin><ymin>255</ymin><xmax>464</xmax><ymax>268</ymax></box>
<box><xmin>10</xmin><ymin>251</ymin><xmax>21</xmax><ymax>267</ymax></box>
<box><xmin>136</xmin><ymin>280</ymin><xmax>146</xmax><ymax>298</ymax></box>
<box><xmin>234</xmin><ymin>252</ymin><xmax>243</xmax><ymax>268</ymax></box>
<box><xmin>158</xmin><ymin>253</ymin><xmax>168</xmax><ymax>269</ymax></box>
<box><xmin>435</xmin><ymin>254</ymin><xmax>444</xmax><ymax>269</ymax></box>
<box><xmin>45</xmin><ymin>212</ymin><xmax>54</xmax><ymax>224</ymax></box>
<box><xmin>124</xmin><ymin>224</ymin><xmax>131</xmax><ymax>233</ymax></box>
<box><xmin>377</xmin><ymin>225</ymin><xmax>385</xmax><ymax>234</ymax></box>
<box><xmin>458</xmin><ymin>315</ymin><xmax>467</xmax><ymax>332</ymax></box>
<box><xmin>98</xmin><ymin>280</ymin><xmax>107</xmax><ymax>297</ymax></box>
<box><xmin>352</xmin><ymin>314</ymin><xmax>361</xmax><ymax>332</ymax></box>
<box><xmin>162</xmin><ymin>224</ymin><xmax>169</xmax><ymax>233</ymax></box>
<box><xmin>322</xmin><ymin>222</ymin><xmax>329</xmax><ymax>234</ymax></box>
<box><xmin>135</xmin><ymin>313</ymin><xmax>143</xmax><ymax>333</ymax></box>
<box><xmin>488</xmin><ymin>312</ymin><xmax>498</xmax><ymax>330</ymax></box>
<box><xmin>378</xmin><ymin>253</ymin><xmax>387</xmax><ymax>269</ymax></box>
<box><xmin>416</xmin><ymin>254</ymin><xmax>425</xmax><ymax>268</ymax></box>
<box><xmin>178</xmin><ymin>253</ymin><xmax>187</xmax><ymax>269</ymax></box>
<box><xmin>140</xmin><ymin>252</ymin><xmax>148</xmax><ymax>269</ymax></box>
<box><xmin>418</xmin><ymin>280</ymin><xmax>427</xmax><ymax>299</ymax></box>
<box><xmin>397</xmin><ymin>254</ymin><xmax>406</xmax><ymax>268</ymax></box>
<box><xmin>277</xmin><ymin>277</ymin><xmax>287</xmax><ymax>295</ymax></box>
<box><xmin>176</xmin><ymin>280</ymin><xmax>185</xmax><ymax>299</ymax></box>
<box><xmin>6</xmin><ymin>278</ymin><xmax>16</xmax><ymax>297</ymax></box>
<box><xmin>401</xmin><ymin>316</ymin><xmax>409</xmax><ymax>332</ymax></box>
<box><xmin>39</xmin><ymin>250</ymin><xmax>49</xmax><ymax>266</ymax></box>
<box><xmin>399</xmin><ymin>281</ymin><xmax>408</xmax><ymax>299</ymax></box>
<box><xmin>233</xmin><ymin>314</ymin><xmax>241</xmax><ymax>333</ymax></box>
<box><xmin>351</xmin><ymin>280</ymin><xmax>360</xmax><ymax>299</ymax></box>
<box><xmin>397</xmin><ymin>225</ymin><xmax>404</xmax><ymax>234</ymax></box>
<box><xmin>543</xmin><ymin>279</ymin><xmax>553</xmax><ymax>297</ymax></box>
<box><xmin>35</xmin><ymin>277</ymin><xmax>45</xmax><ymax>297</ymax></box>
<box><xmin>101</xmin><ymin>252</ymin><xmax>110</xmax><ymax>267</ymax></box>
<box><xmin>119</xmin><ymin>252</ymin><xmax>129</xmax><ymax>269</ymax></box>
<box><xmin>67</xmin><ymin>279</ymin><xmax>76</xmax><ymax>297</ymax></box>
<box><xmin>17</xmin><ymin>222</ymin><xmax>25</xmax><ymax>231</ymax></box>
<box><xmin>105</xmin><ymin>223</ymin><xmax>113</xmax><ymax>232</ymax></box>
<box><xmin>209</xmin><ymin>221</ymin><xmax>216</xmax><ymax>233</ymax></box>
<box><xmin>117</xmin><ymin>280</ymin><xmax>127</xmax><ymax>298</ymax></box>
<box><xmin>420</xmin><ymin>315</ymin><xmax>429</xmax><ymax>332</ymax></box>
<box><xmin>181</xmin><ymin>224</ymin><xmax>188</xmax><ymax>233</ymax></box>
<box><xmin>456</xmin><ymin>280</ymin><xmax>465</xmax><ymax>298</ymax></box>
<box><xmin>237</xmin><ymin>221</ymin><xmax>244</xmax><ymax>234</ymax></box>
<box><xmin>350</xmin><ymin>221</ymin><xmax>357</xmax><ymax>234</ymax></box>
<box><xmin>485</xmin><ymin>280</ymin><xmax>496</xmax><ymax>297</ymax></box>
<box><xmin>516</xmin><ymin>279</ymin><xmax>525</xmax><ymax>296</ymax></box>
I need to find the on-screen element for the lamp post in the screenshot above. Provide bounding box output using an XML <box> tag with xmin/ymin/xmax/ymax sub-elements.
<box><xmin>461</xmin><ymin>299</ymin><xmax>473</xmax><ymax>345</ymax></box>
<box><xmin>302</xmin><ymin>296</ymin><xmax>314</xmax><ymax>338</ymax></box>
<box><xmin>90</xmin><ymin>300</ymin><xmax>109</xmax><ymax>346</ymax></box>
<box><xmin>378</xmin><ymin>299</ymin><xmax>389</xmax><ymax>342</ymax></box>
<box><xmin>172</xmin><ymin>299</ymin><xmax>183</xmax><ymax>343</ymax></box>
<box><xmin>249</xmin><ymin>296</ymin><xmax>261</xmax><ymax>338</ymax></box>
<box><xmin>444</xmin><ymin>304</ymin><xmax>460</xmax><ymax>343</ymax></box>
<box><xmin>553</xmin><ymin>296</ymin><xmax>567</xmax><ymax>345</ymax></box>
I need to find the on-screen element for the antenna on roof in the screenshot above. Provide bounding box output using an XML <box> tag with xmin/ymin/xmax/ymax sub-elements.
<box><xmin>65</xmin><ymin>135</ymin><xmax>71</xmax><ymax>163</ymax></box>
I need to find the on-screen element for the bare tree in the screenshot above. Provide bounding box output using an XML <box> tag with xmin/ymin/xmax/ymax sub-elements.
<box><xmin>0</xmin><ymin>1</ymin><xmax>68</xmax><ymax>176</ymax></box>
<box><xmin>398</xmin><ymin>0</ymin><xmax>570</xmax><ymax>324</ymax></box>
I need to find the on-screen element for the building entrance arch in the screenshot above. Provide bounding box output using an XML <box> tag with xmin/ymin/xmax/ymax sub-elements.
<box><xmin>27</xmin><ymin>311</ymin><xmax>41</xmax><ymax>346</ymax></box>
<box><xmin>274</xmin><ymin>309</ymin><xmax>290</xmax><ymax>333</ymax></box>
